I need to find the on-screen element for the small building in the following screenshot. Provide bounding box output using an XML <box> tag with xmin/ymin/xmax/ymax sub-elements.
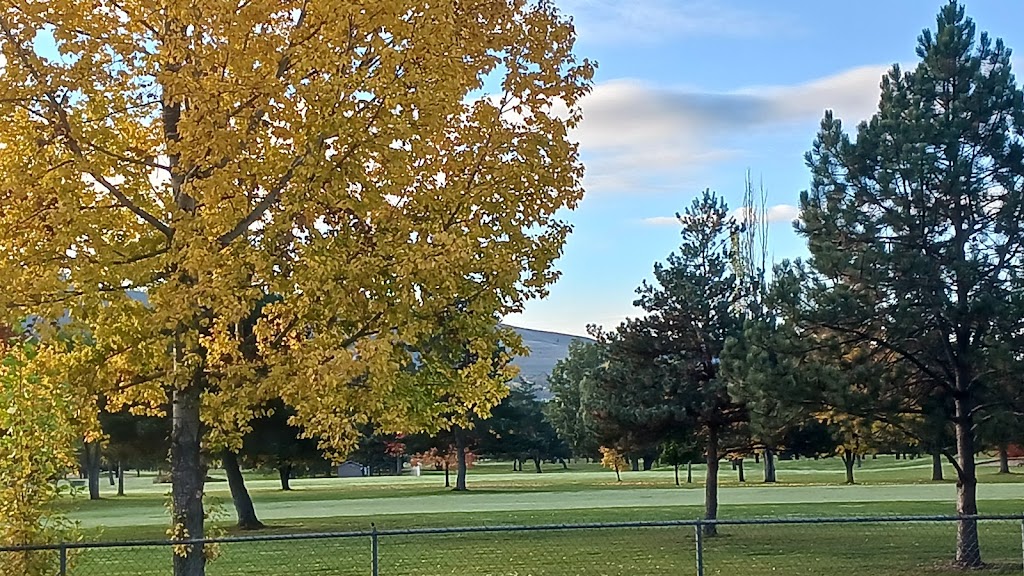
<box><xmin>337</xmin><ymin>461</ymin><xmax>367</xmax><ymax>478</ymax></box>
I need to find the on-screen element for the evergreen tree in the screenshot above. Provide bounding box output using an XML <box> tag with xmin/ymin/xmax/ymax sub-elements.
<box><xmin>796</xmin><ymin>2</ymin><xmax>1024</xmax><ymax>566</ymax></box>
<box><xmin>589</xmin><ymin>190</ymin><xmax>747</xmax><ymax>535</ymax></box>
<box><xmin>546</xmin><ymin>340</ymin><xmax>602</xmax><ymax>460</ymax></box>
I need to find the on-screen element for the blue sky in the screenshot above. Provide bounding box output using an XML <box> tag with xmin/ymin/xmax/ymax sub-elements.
<box><xmin>503</xmin><ymin>0</ymin><xmax>1024</xmax><ymax>337</ymax></box>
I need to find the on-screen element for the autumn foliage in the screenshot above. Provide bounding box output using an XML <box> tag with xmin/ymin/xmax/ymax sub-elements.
<box><xmin>0</xmin><ymin>342</ymin><xmax>82</xmax><ymax>575</ymax></box>
<box><xmin>599</xmin><ymin>446</ymin><xmax>626</xmax><ymax>482</ymax></box>
<box><xmin>0</xmin><ymin>1</ymin><xmax>593</xmax><ymax>574</ymax></box>
<box><xmin>409</xmin><ymin>447</ymin><xmax>477</xmax><ymax>471</ymax></box>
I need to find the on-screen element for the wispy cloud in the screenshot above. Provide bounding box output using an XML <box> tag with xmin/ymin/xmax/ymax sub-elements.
<box><xmin>579</xmin><ymin>65</ymin><xmax>895</xmax><ymax>194</ymax></box>
<box><xmin>730</xmin><ymin>204</ymin><xmax>802</xmax><ymax>224</ymax></box>
<box><xmin>560</xmin><ymin>0</ymin><xmax>796</xmax><ymax>44</ymax></box>
<box><xmin>643</xmin><ymin>204</ymin><xmax>802</xmax><ymax>227</ymax></box>
<box><xmin>641</xmin><ymin>216</ymin><xmax>682</xmax><ymax>227</ymax></box>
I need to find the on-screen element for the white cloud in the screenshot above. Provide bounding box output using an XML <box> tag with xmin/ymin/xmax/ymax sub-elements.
<box><xmin>730</xmin><ymin>204</ymin><xmax>801</xmax><ymax>225</ymax></box>
<box><xmin>766</xmin><ymin>204</ymin><xmax>801</xmax><ymax>223</ymax></box>
<box><xmin>641</xmin><ymin>216</ymin><xmax>681</xmax><ymax>227</ymax></box>
<box><xmin>560</xmin><ymin>0</ymin><xmax>796</xmax><ymax>44</ymax></box>
<box><xmin>578</xmin><ymin>65</ymin><xmax>895</xmax><ymax>194</ymax></box>
<box><xmin>644</xmin><ymin>204</ymin><xmax>801</xmax><ymax>227</ymax></box>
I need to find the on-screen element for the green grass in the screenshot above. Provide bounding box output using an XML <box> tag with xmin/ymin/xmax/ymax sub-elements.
<box><xmin>49</xmin><ymin>503</ymin><xmax>1024</xmax><ymax>575</ymax></box>
<box><xmin>34</xmin><ymin>457</ymin><xmax>1024</xmax><ymax>575</ymax></box>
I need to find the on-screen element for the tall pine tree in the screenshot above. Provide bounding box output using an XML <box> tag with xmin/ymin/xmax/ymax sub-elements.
<box><xmin>590</xmin><ymin>190</ymin><xmax>747</xmax><ymax>535</ymax></box>
<box><xmin>797</xmin><ymin>2</ymin><xmax>1024</xmax><ymax>566</ymax></box>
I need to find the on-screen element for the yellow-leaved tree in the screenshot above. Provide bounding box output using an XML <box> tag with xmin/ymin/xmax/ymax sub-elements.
<box><xmin>0</xmin><ymin>336</ymin><xmax>83</xmax><ymax>576</ymax></box>
<box><xmin>0</xmin><ymin>1</ymin><xmax>593</xmax><ymax>574</ymax></box>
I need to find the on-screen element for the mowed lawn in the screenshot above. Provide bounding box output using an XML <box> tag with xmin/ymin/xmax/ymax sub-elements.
<box><xmin>40</xmin><ymin>457</ymin><xmax>1024</xmax><ymax>575</ymax></box>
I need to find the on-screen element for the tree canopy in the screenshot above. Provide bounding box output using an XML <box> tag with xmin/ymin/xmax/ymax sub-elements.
<box><xmin>0</xmin><ymin>2</ymin><xmax>593</xmax><ymax>574</ymax></box>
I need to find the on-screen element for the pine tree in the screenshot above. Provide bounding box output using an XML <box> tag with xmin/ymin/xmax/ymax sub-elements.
<box><xmin>796</xmin><ymin>2</ymin><xmax>1024</xmax><ymax>566</ymax></box>
<box><xmin>590</xmin><ymin>190</ymin><xmax>747</xmax><ymax>535</ymax></box>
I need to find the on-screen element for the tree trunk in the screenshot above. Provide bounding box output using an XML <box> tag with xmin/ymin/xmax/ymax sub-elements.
<box><xmin>278</xmin><ymin>464</ymin><xmax>292</xmax><ymax>491</ymax></box>
<box><xmin>454</xmin><ymin>428</ymin><xmax>468</xmax><ymax>491</ymax></box>
<box><xmin>614</xmin><ymin>465</ymin><xmax>621</xmax><ymax>482</ymax></box>
<box><xmin>171</xmin><ymin>380</ymin><xmax>205</xmax><ymax>576</ymax></box>
<box><xmin>704</xmin><ymin>427</ymin><xmax>719</xmax><ymax>536</ymax></box>
<box><xmin>559</xmin><ymin>458</ymin><xmax>568</xmax><ymax>469</ymax></box>
<box><xmin>953</xmin><ymin>394</ymin><xmax>982</xmax><ymax>567</ymax></box>
<box><xmin>396</xmin><ymin>455</ymin><xmax>402</xmax><ymax>475</ymax></box>
<box><xmin>856</xmin><ymin>454</ymin><xmax>862</xmax><ymax>468</ymax></box>
<box><xmin>117</xmin><ymin>462</ymin><xmax>125</xmax><ymax>496</ymax></box>
<box><xmin>843</xmin><ymin>452</ymin><xmax>855</xmax><ymax>485</ymax></box>
<box><xmin>629</xmin><ymin>456</ymin><xmax>639</xmax><ymax>472</ymax></box>
<box><xmin>998</xmin><ymin>445</ymin><xmax>1010</xmax><ymax>474</ymax></box>
<box><xmin>687</xmin><ymin>462</ymin><xmax>693</xmax><ymax>484</ymax></box>
<box><xmin>931</xmin><ymin>452</ymin><xmax>944</xmax><ymax>481</ymax></box>
<box><xmin>223</xmin><ymin>451</ymin><xmax>264</xmax><ymax>530</ymax></box>
<box><xmin>108</xmin><ymin>467</ymin><xmax>116</xmax><ymax>486</ymax></box>
<box><xmin>895</xmin><ymin>452</ymin><xmax>901</xmax><ymax>460</ymax></box>
<box><xmin>444</xmin><ymin>461</ymin><xmax>450</xmax><ymax>488</ymax></box>
<box><xmin>532</xmin><ymin>455</ymin><xmax>542</xmax><ymax>474</ymax></box>
<box><xmin>674</xmin><ymin>464</ymin><xmax>679</xmax><ymax>486</ymax></box>
<box><xmin>763</xmin><ymin>448</ymin><xmax>777</xmax><ymax>483</ymax></box>
<box><xmin>736</xmin><ymin>458</ymin><xmax>745</xmax><ymax>483</ymax></box>
<box><xmin>754</xmin><ymin>452</ymin><xmax>759</xmax><ymax>464</ymax></box>
<box><xmin>85</xmin><ymin>442</ymin><xmax>101</xmax><ymax>500</ymax></box>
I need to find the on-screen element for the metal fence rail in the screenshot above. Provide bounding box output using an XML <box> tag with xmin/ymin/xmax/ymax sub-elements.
<box><xmin>2</xmin><ymin>515</ymin><xmax>1023</xmax><ymax>575</ymax></box>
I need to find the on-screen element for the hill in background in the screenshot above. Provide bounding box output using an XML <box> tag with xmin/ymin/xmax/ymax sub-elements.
<box><xmin>504</xmin><ymin>325</ymin><xmax>593</xmax><ymax>399</ymax></box>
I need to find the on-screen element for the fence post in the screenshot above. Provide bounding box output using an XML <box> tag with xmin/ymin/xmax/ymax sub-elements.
<box><xmin>371</xmin><ymin>524</ymin><xmax>379</xmax><ymax>576</ymax></box>
<box><xmin>59</xmin><ymin>543</ymin><xmax>68</xmax><ymax>576</ymax></box>
<box><xmin>694</xmin><ymin>522</ymin><xmax>704</xmax><ymax>576</ymax></box>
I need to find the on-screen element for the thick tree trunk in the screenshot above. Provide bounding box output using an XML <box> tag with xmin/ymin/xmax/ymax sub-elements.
<box><xmin>704</xmin><ymin>428</ymin><xmax>719</xmax><ymax>536</ymax></box>
<box><xmin>843</xmin><ymin>452</ymin><xmax>855</xmax><ymax>485</ymax></box>
<box><xmin>763</xmin><ymin>448</ymin><xmax>777</xmax><ymax>483</ymax></box>
<box><xmin>223</xmin><ymin>451</ymin><xmax>264</xmax><ymax>530</ymax></box>
<box><xmin>754</xmin><ymin>452</ymin><xmax>759</xmax><ymax>464</ymax></box>
<box><xmin>674</xmin><ymin>464</ymin><xmax>680</xmax><ymax>486</ymax></box>
<box><xmin>954</xmin><ymin>395</ymin><xmax>982</xmax><ymax>568</ymax></box>
<box><xmin>117</xmin><ymin>462</ymin><xmax>125</xmax><ymax>496</ymax></box>
<box><xmin>278</xmin><ymin>464</ymin><xmax>292</xmax><ymax>491</ymax></box>
<box><xmin>736</xmin><ymin>458</ymin><xmax>745</xmax><ymax>483</ymax></box>
<box><xmin>931</xmin><ymin>452</ymin><xmax>944</xmax><ymax>481</ymax></box>
<box><xmin>687</xmin><ymin>462</ymin><xmax>693</xmax><ymax>484</ymax></box>
<box><xmin>629</xmin><ymin>456</ymin><xmax>639</xmax><ymax>472</ymax></box>
<box><xmin>85</xmin><ymin>442</ymin><xmax>101</xmax><ymax>500</ymax></box>
<box><xmin>454</xmin><ymin>428</ymin><xmax>468</xmax><ymax>491</ymax></box>
<box><xmin>998</xmin><ymin>445</ymin><xmax>1010</xmax><ymax>474</ymax></box>
<box><xmin>396</xmin><ymin>456</ymin><xmax>402</xmax><ymax>475</ymax></box>
<box><xmin>171</xmin><ymin>380</ymin><xmax>205</xmax><ymax>576</ymax></box>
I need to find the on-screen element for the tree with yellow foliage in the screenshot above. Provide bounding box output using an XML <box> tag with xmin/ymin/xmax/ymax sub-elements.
<box><xmin>0</xmin><ymin>2</ymin><xmax>593</xmax><ymax>574</ymax></box>
<box><xmin>599</xmin><ymin>446</ymin><xmax>626</xmax><ymax>482</ymax></box>
<box><xmin>0</xmin><ymin>337</ymin><xmax>82</xmax><ymax>576</ymax></box>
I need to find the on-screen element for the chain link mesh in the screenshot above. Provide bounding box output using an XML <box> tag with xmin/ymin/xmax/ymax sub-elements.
<box><xmin>2</xmin><ymin>517</ymin><xmax>1021</xmax><ymax>575</ymax></box>
<box><xmin>701</xmin><ymin>519</ymin><xmax>1021</xmax><ymax>576</ymax></box>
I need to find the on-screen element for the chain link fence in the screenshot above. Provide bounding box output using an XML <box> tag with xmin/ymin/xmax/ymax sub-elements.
<box><xmin>2</xmin><ymin>515</ymin><xmax>1022</xmax><ymax>575</ymax></box>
